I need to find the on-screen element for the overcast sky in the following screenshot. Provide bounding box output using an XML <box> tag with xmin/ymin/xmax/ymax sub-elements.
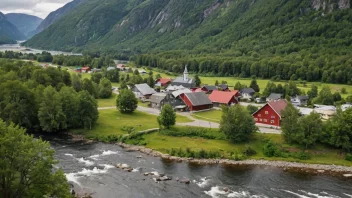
<box><xmin>1</xmin><ymin>0</ymin><xmax>73</xmax><ymax>19</ymax></box>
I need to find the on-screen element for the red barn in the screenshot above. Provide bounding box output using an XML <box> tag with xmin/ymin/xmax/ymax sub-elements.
<box><xmin>81</xmin><ymin>66</ymin><xmax>91</xmax><ymax>73</ymax></box>
<box><xmin>181</xmin><ymin>92</ymin><xmax>213</xmax><ymax>111</ymax></box>
<box><xmin>208</xmin><ymin>90</ymin><xmax>239</xmax><ymax>107</ymax></box>
<box><xmin>252</xmin><ymin>100</ymin><xmax>288</xmax><ymax>127</ymax></box>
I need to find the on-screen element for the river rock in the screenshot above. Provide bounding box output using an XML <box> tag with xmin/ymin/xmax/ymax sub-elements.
<box><xmin>143</xmin><ymin>172</ymin><xmax>150</xmax><ymax>176</ymax></box>
<box><xmin>176</xmin><ymin>177</ymin><xmax>179</xmax><ymax>181</ymax></box>
<box><xmin>115</xmin><ymin>163</ymin><xmax>122</xmax><ymax>168</ymax></box>
<box><xmin>159</xmin><ymin>173</ymin><xmax>165</xmax><ymax>177</ymax></box>
<box><xmin>121</xmin><ymin>164</ymin><xmax>131</xmax><ymax>169</ymax></box>
<box><xmin>317</xmin><ymin>170</ymin><xmax>325</xmax><ymax>173</ymax></box>
<box><xmin>343</xmin><ymin>174</ymin><xmax>352</xmax><ymax>177</ymax></box>
<box><xmin>223</xmin><ymin>187</ymin><xmax>229</xmax><ymax>192</ymax></box>
<box><xmin>179</xmin><ymin>178</ymin><xmax>190</xmax><ymax>184</ymax></box>
<box><xmin>160</xmin><ymin>176</ymin><xmax>172</xmax><ymax>181</ymax></box>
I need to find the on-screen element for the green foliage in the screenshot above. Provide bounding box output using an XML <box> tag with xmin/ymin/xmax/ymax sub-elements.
<box><xmin>104</xmin><ymin>68</ymin><xmax>120</xmax><ymax>82</ymax></box>
<box><xmin>158</xmin><ymin>104</ymin><xmax>176</xmax><ymax>129</ymax></box>
<box><xmin>38</xmin><ymin>86</ymin><xmax>67</xmax><ymax>132</ymax></box>
<box><xmin>194</xmin><ymin>74</ymin><xmax>201</xmax><ymax>87</ymax></box>
<box><xmin>281</xmin><ymin>103</ymin><xmax>300</xmax><ymax>144</ymax></box>
<box><xmin>0</xmin><ymin>119</ymin><xmax>71</xmax><ymax>197</ymax></box>
<box><xmin>116</xmin><ymin>89</ymin><xmax>138</xmax><ymax>113</ymax></box>
<box><xmin>121</xmin><ymin>125</ymin><xmax>135</xmax><ymax>134</ymax></box>
<box><xmin>296</xmin><ymin>112</ymin><xmax>322</xmax><ymax>148</ymax></box>
<box><xmin>345</xmin><ymin>153</ymin><xmax>352</xmax><ymax>161</ymax></box>
<box><xmin>160</xmin><ymin>127</ymin><xmax>225</xmax><ymax>140</ymax></box>
<box><xmin>78</xmin><ymin>90</ymin><xmax>99</xmax><ymax>129</ymax></box>
<box><xmin>242</xmin><ymin>146</ymin><xmax>257</xmax><ymax>157</ymax></box>
<box><xmin>246</xmin><ymin>105</ymin><xmax>259</xmax><ymax>114</ymax></box>
<box><xmin>91</xmin><ymin>72</ymin><xmax>103</xmax><ymax>84</ymax></box>
<box><xmin>99</xmin><ymin>77</ymin><xmax>112</xmax><ymax>98</ymax></box>
<box><xmin>249</xmin><ymin>78</ymin><xmax>260</xmax><ymax>92</ymax></box>
<box><xmin>234</xmin><ymin>81</ymin><xmax>247</xmax><ymax>90</ymax></box>
<box><xmin>313</xmin><ymin>86</ymin><xmax>334</xmax><ymax>105</ymax></box>
<box><xmin>263</xmin><ymin>140</ymin><xmax>281</xmax><ymax>157</ymax></box>
<box><xmin>220</xmin><ymin>105</ymin><xmax>257</xmax><ymax>143</ymax></box>
<box><xmin>167</xmin><ymin>148</ymin><xmax>221</xmax><ymax>159</ymax></box>
<box><xmin>82</xmin><ymin>78</ymin><xmax>98</xmax><ymax>98</ymax></box>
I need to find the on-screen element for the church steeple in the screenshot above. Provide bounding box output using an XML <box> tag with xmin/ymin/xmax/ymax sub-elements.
<box><xmin>183</xmin><ymin>65</ymin><xmax>189</xmax><ymax>81</ymax></box>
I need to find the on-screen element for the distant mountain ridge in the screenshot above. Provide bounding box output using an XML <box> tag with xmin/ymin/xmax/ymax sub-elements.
<box><xmin>34</xmin><ymin>0</ymin><xmax>85</xmax><ymax>34</ymax></box>
<box><xmin>5</xmin><ymin>13</ymin><xmax>43</xmax><ymax>39</ymax></box>
<box><xmin>0</xmin><ymin>12</ymin><xmax>25</xmax><ymax>43</ymax></box>
<box><xmin>25</xmin><ymin>0</ymin><xmax>352</xmax><ymax>55</ymax></box>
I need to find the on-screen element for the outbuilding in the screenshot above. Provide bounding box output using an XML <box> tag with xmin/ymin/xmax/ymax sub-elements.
<box><xmin>180</xmin><ymin>92</ymin><xmax>213</xmax><ymax>111</ymax></box>
<box><xmin>208</xmin><ymin>90</ymin><xmax>239</xmax><ymax>107</ymax></box>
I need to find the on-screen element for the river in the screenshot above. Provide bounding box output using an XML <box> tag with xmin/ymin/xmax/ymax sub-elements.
<box><xmin>0</xmin><ymin>43</ymin><xmax>81</xmax><ymax>55</ymax></box>
<box><xmin>48</xmin><ymin>138</ymin><xmax>352</xmax><ymax>198</ymax></box>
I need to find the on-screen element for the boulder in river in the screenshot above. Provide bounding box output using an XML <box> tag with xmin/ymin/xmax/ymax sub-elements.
<box><xmin>121</xmin><ymin>164</ymin><xmax>131</xmax><ymax>169</ymax></box>
<box><xmin>136</xmin><ymin>155</ymin><xmax>142</xmax><ymax>158</ymax></box>
<box><xmin>143</xmin><ymin>172</ymin><xmax>150</xmax><ymax>176</ymax></box>
<box><xmin>160</xmin><ymin>176</ymin><xmax>172</xmax><ymax>181</ymax></box>
<box><xmin>179</xmin><ymin>178</ymin><xmax>190</xmax><ymax>184</ymax></box>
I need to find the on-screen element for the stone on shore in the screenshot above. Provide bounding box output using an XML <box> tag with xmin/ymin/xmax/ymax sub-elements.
<box><xmin>179</xmin><ymin>178</ymin><xmax>190</xmax><ymax>184</ymax></box>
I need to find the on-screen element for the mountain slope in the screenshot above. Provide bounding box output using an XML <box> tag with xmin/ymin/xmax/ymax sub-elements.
<box><xmin>34</xmin><ymin>0</ymin><xmax>85</xmax><ymax>34</ymax></box>
<box><xmin>0</xmin><ymin>12</ymin><xmax>25</xmax><ymax>42</ymax></box>
<box><xmin>25</xmin><ymin>0</ymin><xmax>352</xmax><ymax>55</ymax></box>
<box><xmin>5</xmin><ymin>13</ymin><xmax>42</xmax><ymax>38</ymax></box>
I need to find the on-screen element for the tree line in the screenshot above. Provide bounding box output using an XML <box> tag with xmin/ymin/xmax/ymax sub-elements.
<box><xmin>0</xmin><ymin>59</ymin><xmax>104</xmax><ymax>132</ymax></box>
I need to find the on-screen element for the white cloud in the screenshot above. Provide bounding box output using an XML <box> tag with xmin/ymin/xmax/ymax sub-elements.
<box><xmin>1</xmin><ymin>0</ymin><xmax>73</xmax><ymax>19</ymax></box>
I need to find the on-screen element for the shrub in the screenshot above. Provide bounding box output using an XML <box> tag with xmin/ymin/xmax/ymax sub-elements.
<box><xmin>345</xmin><ymin>153</ymin><xmax>352</xmax><ymax>161</ymax></box>
<box><xmin>160</xmin><ymin>127</ymin><xmax>226</xmax><ymax>140</ymax></box>
<box><xmin>242</xmin><ymin>146</ymin><xmax>257</xmax><ymax>156</ymax></box>
<box><xmin>167</xmin><ymin>148</ymin><xmax>221</xmax><ymax>159</ymax></box>
<box><xmin>295</xmin><ymin>151</ymin><xmax>311</xmax><ymax>160</ymax></box>
<box><xmin>263</xmin><ymin>141</ymin><xmax>281</xmax><ymax>157</ymax></box>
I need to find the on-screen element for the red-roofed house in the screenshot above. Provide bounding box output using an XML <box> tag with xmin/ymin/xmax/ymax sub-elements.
<box><xmin>81</xmin><ymin>66</ymin><xmax>91</xmax><ymax>73</ymax></box>
<box><xmin>252</xmin><ymin>100</ymin><xmax>288</xmax><ymax>127</ymax></box>
<box><xmin>193</xmin><ymin>88</ymin><xmax>205</xmax><ymax>93</ymax></box>
<box><xmin>116</xmin><ymin>64</ymin><xmax>126</xmax><ymax>70</ymax></box>
<box><xmin>155</xmin><ymin>78</ymin><xmax>172</xmax><ymax>87</ymax></box>
<box><xmin>208</xmin><ymin>90</ymin><xmax>239</xmax><ymax>107</ymax></box>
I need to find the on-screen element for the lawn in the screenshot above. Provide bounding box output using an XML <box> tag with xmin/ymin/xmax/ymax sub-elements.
<box><xmin>138</xmin><ymin>131</ymin><xmax>352</xmax><ymax>166</ymax></box>
<box><xmin>192</xmin><ymin>109</ymin><xmax>222</xmax><ymax>123</ymax></box>
<box><xmin>97</xmin><ymin>94</ymin><xmax>117</xmax><ymax>107</ymax></box>
<box><xmin>72</xmin><ymin>109</ymin><xmax>160</xmax><ymax>137</ymax></box>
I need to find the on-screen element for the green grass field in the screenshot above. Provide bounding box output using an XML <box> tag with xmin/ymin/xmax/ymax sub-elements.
<box><xmin>192</xmin><ymin>110</ymin><xmax>222</xmax><ymax>123</ymax></box>
<box><xmin>97</xmin><ymin>94</ymin><xmax>117</xmax><ymax>107</ymax></box>
<box><xmin>138</xmin><ymin>130</ymin><xmax>352</xmax><ymax>166</ymax></box>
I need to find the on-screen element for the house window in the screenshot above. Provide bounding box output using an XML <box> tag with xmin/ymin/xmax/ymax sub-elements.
<box><xmin>259</xmin><ymin>119</ymin><xmax>263</xmax><ymax>122</ymax></box>
<box><xmin>263</xmin><ymin>119</ymin><xmax>267</xmax><ymax>123</ymax></box>
<box><xmin>258</xmin><ymin>114</ymin><xmax>261</xmax><ymax>117</ymax></box>
<box><xmin>265</xmin><ymin>111</ymin><xmax>269</xmax><ymax>115</ymax></box>
<box><xmin>270</xmin><ymin>120</ymin><xmax>275</xmax><ymax>124</ymax></box>
<box><xmin>271</xmin><ymin>116</ymin><xmax>275</xmax><ymax>118</ymax></box>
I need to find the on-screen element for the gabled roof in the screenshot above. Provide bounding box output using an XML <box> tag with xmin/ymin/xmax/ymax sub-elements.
<box><xmin>230</xmin><ymin>90</ymin><xmax>240</xmax><ymax>95</ymax></box>
<box><xmin>81</xmin><ymin>66</ymin><xmax>90</xmax><ymax>70</ymax></box>
<box><xmin>150</xmin><ymin>93</ymin><xmax>167</xmax><ymax>104</ymax></box>
<box><xmin>296</xmin><ymin>95</ymin><xmax>309</xmax><ymax>100</ymax></box>
<box><xmin>218</xmin><ymin>84</ymin><xmax>228</xmax><ymax>90</ymax></box>
<box><xmin>208</xmin><ymin>90</ymin><xmax>237</xmax><ymax>104</ymax></box>
<box><xmin>267</xmin><ymin>93</ymin><xmax>282</xmax><ymax>100</ymax></box>
<box><xmin>134</xmin><ymin>83</ymin><xmax>156</xmax><ymax>96</ymax></box>
<box><xmin>240</xmin><ymin>88</ymin><xmax>255</xmax><ymax>94</ymax></box>
<box><xmin>184</xmin><ymin>92</ymin><xmax>213</xmax><ymax>106</ymax></box>
<box><xmin>166</xmin><ymin>85</ymin><xmax>186</xmax><ymax>91</ymax></box>
<box><xmin>172</xmin><ymin>88</ymin><xmax>192</xmax><ymax>98</ymax></box>
<box><xmin>156</xmin><ymin>78</ymin><xmax>172</xmax><ymax>84</ymax></box>
<box><xmin>252</xmin><ymin>100</ymin><xmax>288</xmax><ymax>118</ymax></box>
<box><xmin>193</xmin><ymin>88</ymin><xmax>204</xmax><ymax>92</ymax></box>
<box><xmin>268</xmin><ymin>100</ymin><xmax>288</xmax><ymax>117</ymax></box>
<box><xmin>202</xmin><ymin>85</ymin><xmax>217</xmax><ymax>91</ymax></box>
<box><xmin>172</xmin><ymin>77</ymin><xmax>194</xmax><ymax>84</ymax></box>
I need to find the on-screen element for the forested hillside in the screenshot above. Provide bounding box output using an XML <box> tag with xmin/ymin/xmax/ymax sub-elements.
<box><xmin>24</xmin><ymin>0</ymin><xmax>352</xmax><ymax>84</ymax></box>
<box><xmin>0</xmin><ymin>12</ymin><xmax>25</xmax><ymax>42</ymax></box>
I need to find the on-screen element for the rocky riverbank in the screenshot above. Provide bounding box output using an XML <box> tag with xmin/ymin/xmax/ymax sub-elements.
<box><xmin>116</xmin><ymin>142</ymin><xmax>352</xmax><ymax>176</ymax></box>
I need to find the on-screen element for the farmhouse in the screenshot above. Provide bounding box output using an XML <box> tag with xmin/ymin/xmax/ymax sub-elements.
<box><xmin>314</xmin><ymin>105</ymin><xmax>336</xmax><ymax>120</ymax></box>
<box><xmin>132</xmin><ymin>83</ymin><xmax>156</xmax><ymax>100</ymax></box>
<box><xmin>291</xmin><ymin>95</ymin><xmax>309</xmax><ymax>106</ymax></box>
<box><xmin>208</xmin><ymin>90</ymin><xmax>239</xmax><ymax>107</ymax></box>
<box><xmin>240</xmin><ymin>88</ymin><xmax>255</xmax><ymax>100</ymax></box>
<box><xmin>180</xmin><ymin>92</ymin><xmax>213</xmax><ymax>111</ymax></box>
<box><xmin>218</xmin><ymin>84</ymin><xmax>229</xmax><ymax>91</ymax></box>
<box><xmin>266</xmin><ymin>93</ymin><xmax>283</xmax><ymax>102</ymax></box>
<box><xmin>150</xmin><ymin>93</ymin><xmax>185</xmax><ymax>109</ymax></box>
<box><xmin>170</xmin><ymin>65</ymin><xmax>196</xmax><ymax>88</ymax></box>
<box><xmin>252</xmin><ymin>100</ymin><xmax>288</xmax><ymax>127</ymax></box>
<box><xmin>81</xmin><ymin>66</ymin><xmax>91</xmax><ymax>73</ymax></box>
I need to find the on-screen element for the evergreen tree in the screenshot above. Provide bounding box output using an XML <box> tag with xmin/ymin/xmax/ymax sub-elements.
<box><xmin>249</xmin><ymin>78</ymin><xmax>260</xmax><ymax>92</ymax></box>
<box><xmin>194</xmin><ymin>74</ymin><xmax>201</xmax><ymax>87</ymax></box>
<box><xmin>158</xmin><ymin>104</ymin><xmax>176</xmax><ymax>129</ymax></box>
<box><xmin>116</xmin><ymin>89</ymin><xmax>138</xmax><ymax>113</ymax></box>
<box><xmin>215</xmin><ymin>80</ymin><xmax>219</xmax><ymax>86</ymax></box>
<box><xmin>220</xmin><ymin>105</ymin><xmax>257</xmax><ymax>143</ymax></box>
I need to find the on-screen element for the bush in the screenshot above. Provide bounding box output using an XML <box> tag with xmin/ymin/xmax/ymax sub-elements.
<box><xmin>242</xmin><ymin>146</ymin><xmax>257</xmax><ymax>156</ymax></box>
<box><xmin>160</xmin><ymin>127</ymin><xmax>226</xmax><ymax>140</ymax></box>
<box><xmin>295</xmin><ymin>151</ymin><xmax>311</xmax><ymax>160</ymax></box>
<box><xmin>345</xmin><ymin>153</ymin><xmax>352</xmax><ymax>161</ymax></box>
<box><xmin>167</xmin><ymin>148</ymin><xmax>221</xmax><ymax>159</ymax></box>
<box><xmin>263</xmin><ymin>141</ymin><xmax>281</xmax><ymax>157</ymax></box>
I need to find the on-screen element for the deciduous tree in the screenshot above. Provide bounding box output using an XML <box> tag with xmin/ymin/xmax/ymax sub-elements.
<box><xmin>116</xmin><ymin>89</ymin><xmax>138</xmax><ymax>113</ymax></box>
<box><xmin>158</xmin><ymin>104</ymin><xmax>176</xmax><ymax>129</ymax></box>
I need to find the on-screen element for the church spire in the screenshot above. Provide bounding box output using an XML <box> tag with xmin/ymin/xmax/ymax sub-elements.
<box><xmin>183</xmin><ymin>65</ymin><xmax>188</xmax><ymax>81</ymax></box>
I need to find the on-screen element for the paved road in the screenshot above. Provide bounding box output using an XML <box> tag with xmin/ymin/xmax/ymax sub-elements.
<box><xmin>99</xmin><ymin>106</ymin><xmax>281</xmax><ymax>134</ymax></box>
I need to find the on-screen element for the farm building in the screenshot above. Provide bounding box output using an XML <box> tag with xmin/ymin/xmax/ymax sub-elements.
<box><xmin>155</xmin><ymin>78</ymin><xmax>172</xmax><ymax>87</ymax></box>
<box><xmin>208</xmin><ymin>90</ymin><xmax>239</xmax><ymax>107</ymax></box>
<box><xmin>132</xmin><ymin>83</ymin><xmax>156</xmax><ymax>100</ymax></box>
<box><xmin>180</xmin><ymin>92</ymin><xmax>213</xmax><ymax>111</ymax></box>
<box><xmin>240</xmin><ymin>88</ymin><xmax>255</xmax><ymax>100</ymax></box>
<box><xmin>252</xmin><ymin>100</ymin><xmax>288</xmax><ymax>127</ymax></box>
<box><xmin>201</xmin><ymin>85</ymin><xmax>218</xmax><ymax>94</ymax></box>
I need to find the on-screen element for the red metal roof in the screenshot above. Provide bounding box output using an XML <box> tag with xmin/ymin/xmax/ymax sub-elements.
<box><xmin>157</xmin><ymin>78</ymin><xmax>172</xmax><ymax>84</ymax></box>
<box><xmin>267</xmin><ymin>100</ymin><xmax>288</xmax><ymax>117</ymax></box>
<box><xmin>208</xmin><ymin>90</ymin><xmax>238</xmax><ymax>104</ymax></box>
<box><xmin>81</xmin><ymin>66</ymin><xmax>90</xmax><ymax>70</ymax></box>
